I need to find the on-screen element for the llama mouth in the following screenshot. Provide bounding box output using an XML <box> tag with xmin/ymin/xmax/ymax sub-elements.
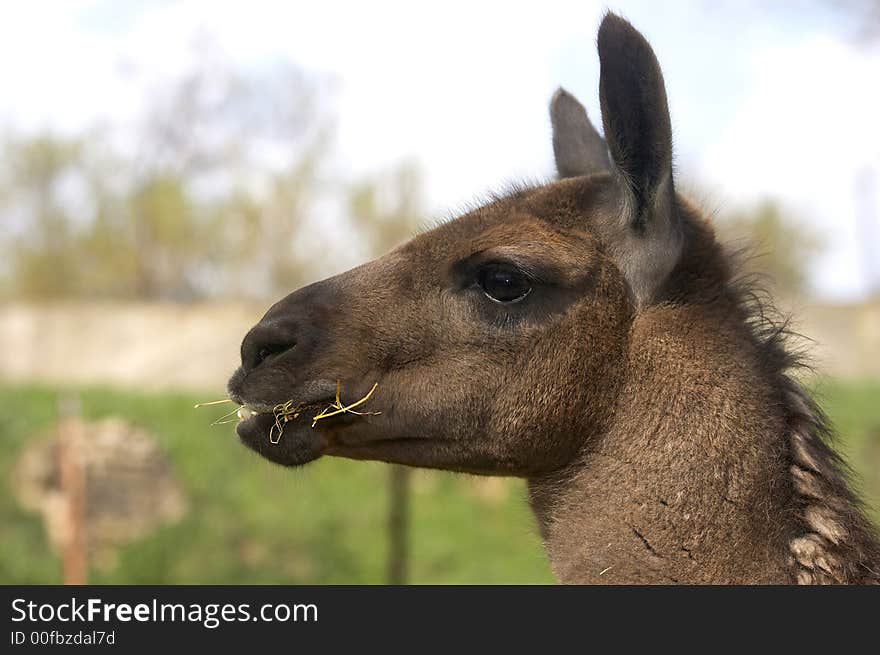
<box><xmin>235</xmin><ymin>403</ymin><xmax>328</xmax><ymax>466</ymax></box>
<box><xmin>230</xmin><ymin>380</ymin><xmax>381</xmax><ymax>466</ymax></box>
<box><xmin>233</xmin><ymin>398</ymin><xmax>330</xmax><ymax>437</ymax></box>
<box><xmin>232</xmin><ymin>405</ymin><xmax>275</xmax><ymax>434</ymax></box>
<box><xmin>236</xmin><ymin>406</ymin><xmax>258</xmax><ymax>421</ymax></box>
<box><xmin>233</xmin><ymin>396</ymin><xmax>333</xmax><ymax>430</ymax></box>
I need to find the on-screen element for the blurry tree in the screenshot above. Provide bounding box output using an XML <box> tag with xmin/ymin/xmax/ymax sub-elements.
<box><xmin>0</xmin><ymin>47</ymin><xmax>331</xmax><ymax>301</ymax></box>
<box><xmin>348</xmin><ymin>161</ymin><xmax>424</xmax><ymax>256</ymax></box>
<box><xmin>128</xmin><ymin>174</ymin><xmax>200</xmax><ymax>298</ymax></box>
<box><xmin>719</xmin><ymin>199</ymin><xmax>825</xmax><ymax>296</ymax></box>
<box><xmin>0</xmin><ymin>47</ymin><xmax>431</xmax><ymax>306</ymax></box>
<box><xmin>210</xmin><ymin>150</ymin><xmax>322</xmax><ymax>298</ymax></box>
<box><xmin>0</xmin><ymin>135</ymin><xmax>84</xmax><ymax>298</ymax></box>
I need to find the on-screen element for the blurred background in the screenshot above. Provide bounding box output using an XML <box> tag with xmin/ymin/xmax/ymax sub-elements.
<box><xmin>1</xmin><ymin>0</ymin><xmax>878</xmax><ymax>584</ymax></box>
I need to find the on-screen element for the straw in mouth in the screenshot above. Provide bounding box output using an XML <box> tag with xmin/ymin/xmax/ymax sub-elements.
<box><xmin>195</xmin><ymin>381</ymin><xmax>381</xmax><ymax>445</ymax></box>
<box><xmin>270</xmin><ymin>381</ymin><xmax>381</xmax><ymax>444</ymax></box>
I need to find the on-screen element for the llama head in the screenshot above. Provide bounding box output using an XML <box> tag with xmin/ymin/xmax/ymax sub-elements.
<box><xmin>227</xmin><ymin>13</ymin><xmax>683</xmax><ymax>474</ymax></box>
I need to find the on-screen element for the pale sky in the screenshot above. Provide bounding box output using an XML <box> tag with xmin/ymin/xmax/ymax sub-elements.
<box><xmin>1</xmin><ymin>0</ymin><xmax>879</xmax><ymax>299</ymax></box>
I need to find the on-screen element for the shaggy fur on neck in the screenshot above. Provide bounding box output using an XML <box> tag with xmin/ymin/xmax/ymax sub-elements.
<box><xmin>723</xmin><ymin>239</ymin><xmax>880</xmax><ymax>583</ymax></box>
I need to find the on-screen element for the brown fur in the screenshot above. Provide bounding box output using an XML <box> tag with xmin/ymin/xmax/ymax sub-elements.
<box><xmin>226</xmin><ymin>14</ymin><xmax>880</xmax><ymax>583</ymax></box>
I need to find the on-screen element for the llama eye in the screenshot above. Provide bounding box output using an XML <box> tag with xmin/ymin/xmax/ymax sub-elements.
<box><xmin>477</xmin><ymin>266</ymin><xmax>532</xmax><ymax>303</ymax></box>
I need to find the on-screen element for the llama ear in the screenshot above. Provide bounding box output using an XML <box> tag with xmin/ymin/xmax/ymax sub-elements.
<box><xmin>597</xmin><ymin>13</ymin><xmax>681</xmax><ymax>304</ymax></box>
<box><xmin>550</xmin><ymin>88</ymin><xmax>610</xmax><ymax>178</ymax></box>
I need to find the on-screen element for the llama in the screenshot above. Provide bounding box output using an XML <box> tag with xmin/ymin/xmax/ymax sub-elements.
<box><xmin>226</xmin><ymin>13</ymin><xmax>880</xmax><ymax>584</ymax></box>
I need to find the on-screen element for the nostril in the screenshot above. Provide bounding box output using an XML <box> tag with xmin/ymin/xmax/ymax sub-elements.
<box><xmin>256</xmin><ymin>347</ymin><xmax>272</xmax><ymax>365</ymax></box>
<box><xmin>252</xmin><ymin>342</ymin><xmax>294</xmax><ymax>370</ymax></box>
<box><xmin>241</xmin><ymin>321</ymin><xmax>300</xmax><ymax>372</ymax></box>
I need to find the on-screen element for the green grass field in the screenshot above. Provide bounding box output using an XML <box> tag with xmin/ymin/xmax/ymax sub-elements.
<box><xmin>1</xmin><ymin>380</ymin><xmax>878</xmax><ymax>584</ymax></box>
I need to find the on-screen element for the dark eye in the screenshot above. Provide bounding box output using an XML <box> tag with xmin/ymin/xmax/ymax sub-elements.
<box><xmin>477</xmin><ymin>266</ymin><xmax>532</xmax><ymax>303</ymax></box>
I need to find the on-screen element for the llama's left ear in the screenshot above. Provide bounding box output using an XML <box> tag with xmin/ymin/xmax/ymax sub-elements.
<box><xmin>597</xmin><ymin>12</ymin><xmax>681</xmax><ymax>305</ymax></box>
<box><xmin>550</xmin><ymin>88</ymin><xmax>610</xmax><ymax>178</ymax></box>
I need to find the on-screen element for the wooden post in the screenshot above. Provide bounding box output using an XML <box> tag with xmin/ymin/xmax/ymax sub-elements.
<box><xmin>58</xmin><ymin>394</ymin><xmax>87</xmax><ymax>585</ymax></box>
<box><xmin>387</xmin><ymin>465</ymin><xmax>410</xmax><ymax>584</ymax></box>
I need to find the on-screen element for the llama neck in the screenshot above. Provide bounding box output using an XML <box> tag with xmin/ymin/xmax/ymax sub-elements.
<box><xmin>528</xmin><ymin>302</ymin><xmax>880</xmax><ymax>584</ymax></box>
